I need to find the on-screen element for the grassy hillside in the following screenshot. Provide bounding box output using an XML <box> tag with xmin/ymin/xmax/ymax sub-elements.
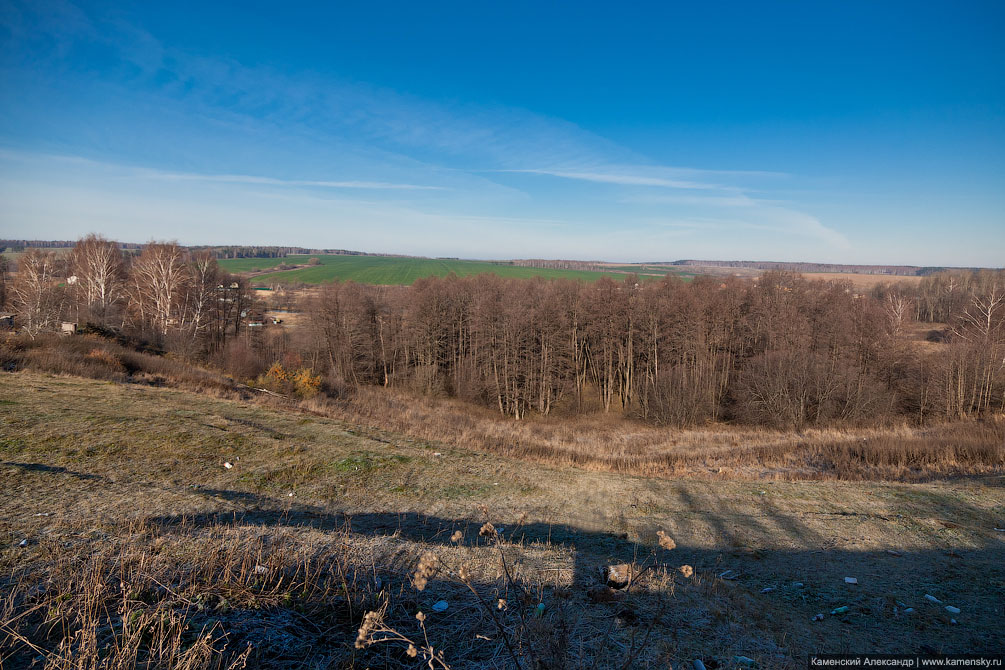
<box><xmin>2</xmin><ymin>371</ymin><xmax>1003</xmax><ymax>667</ymax></box>
<box><xmin>219</xmin><ymin>254</ymin><xmax>632</xmax><ymax>285</ymax></box>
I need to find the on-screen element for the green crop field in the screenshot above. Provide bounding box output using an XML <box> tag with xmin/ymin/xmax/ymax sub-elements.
<box><xmin>219</xmin><ymin>254</ymin><xmax>635</xmax><ymax>285</ymax></box>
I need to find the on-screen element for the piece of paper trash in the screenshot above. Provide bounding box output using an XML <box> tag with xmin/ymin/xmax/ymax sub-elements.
<box><xmin>432</xmin><ymin>600</ymin><xmax>448</xmax><ymax>612</ymax></box>
<box><xmin>224</xmin><ymin>462</ymin><xmax>233</xmax><ymax>469</ymax></box>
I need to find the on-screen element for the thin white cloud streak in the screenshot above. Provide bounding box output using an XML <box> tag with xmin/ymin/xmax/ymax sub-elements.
<box><xmin>146</xmin><ymin>172</ymin><xmax>446</xmax><ymax>191</ymax></box>
<box><xmin>507</xmin><ymin>166</ymin><xmax>850</xmax><ymax>249</ymax></box>
<box><xmin>502</xmin><ymin>168</ymin><xmax>722</xmax><ymax>190</ymax></box>
<box><xmin>0</xmin><ymin>148</ymin><xmax>446</xmax><ymax>191</ymax></box>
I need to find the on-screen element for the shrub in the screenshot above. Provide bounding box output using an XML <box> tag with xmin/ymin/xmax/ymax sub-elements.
<box><xmin>255</xmin><ymin>362</ymin><xmax>321</xmax><ymax>398</ymax></box>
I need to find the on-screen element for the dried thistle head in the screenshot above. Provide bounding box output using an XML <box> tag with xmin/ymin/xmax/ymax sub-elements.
<box><xmin>407</xmin><ymin>644</ymin><xmax>418</xmax><ymax>658</ymax></box>
<box><xmin>413</xmin><ymin>552</ymin><xmax>438</xmax><ymax>591</ymax></box>
<box><xmin>415</xmin><ymin>611</ymin><xmax>426</xmax><ymax>622</ymax></box>
<box><xmin>497</xmin><ymin>598</ymin><xmax>507</xmax><ymax>610</ymax></box>
<box><xmin>679</xmin><ymin>564</ymin><xmax>694</xmax><ymax>578</ymax></box>
<box><xmin>355</xmin><ymin>610</ymin><xmax>381</xmax><ymax>648</ymax></box>
<box><xmin>479</xmin><ymin>522</ymin><xmax>497</xmax><ymax>540</ymax></box>
<box><xmin>450</xmin><ymin>530</ymin><xmax>463</xmax><ymax>543</ymax></box>
<box><xmin>657</xmin><ymin>530</ymin><xmax>676</xmax><ymax>551</ymax></box>
<box><xmin>458</xmin><ymin>565</ymin><xmax>472</xmax><ymax>583</ymax></box>
<box><xmin>477</xmin><ymin>504</ymin><xmax>490</xmax><ymax>519</ymax></box>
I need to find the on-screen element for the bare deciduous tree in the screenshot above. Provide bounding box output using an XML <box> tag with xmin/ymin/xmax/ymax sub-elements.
<box><xmin>10</xmin><ymin>249</ymin><xmax>64</xmax><ymax>337</ymax></box>
<box><xmin>128</xmin><ymin>242</ymin><xmax>188</xmax><ymax>337</ymax></box>
<box><xmin>68</xmin><ymin>234</ymin><xmax>124</xmax><ymax>324</ymax></box>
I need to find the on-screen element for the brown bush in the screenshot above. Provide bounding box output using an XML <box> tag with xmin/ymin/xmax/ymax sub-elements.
<box><xmin>0</xmin><ymin>334</ymin><xmax>236</xmax><ymax>396</ymax></box>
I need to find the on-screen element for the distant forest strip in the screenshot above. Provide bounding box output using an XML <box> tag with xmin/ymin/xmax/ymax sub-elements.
<box><xmin>3</xmin><ymin>235</ymin><xmax>1003</xmax><ymax>433</ymax></box>
<box><xmin>8</xmin><ymin>240</ymin><xmax>994</xmax><ymax>276</ymax></box>
<box><xmin>672</xmin><ymin>260</ymin><xmax>990</xmax><ymax>276</ymax></box>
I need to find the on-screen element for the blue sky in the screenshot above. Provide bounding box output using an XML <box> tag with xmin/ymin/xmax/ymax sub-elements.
<box><xmin>1</xmin><ymin>1</ymin><xmax>1002</xmax><ymax>265</ymax></box>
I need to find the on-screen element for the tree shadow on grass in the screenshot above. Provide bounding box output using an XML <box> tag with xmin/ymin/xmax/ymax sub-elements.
<box><xmin>3</xmin><ymin>461</ymin><xmax>106</xmax><ymax>481</ymax></box>
<box><xmin>140</xmin><ymin>484</ymin><xmax>1005</xmax><ymax>659</ymax></box>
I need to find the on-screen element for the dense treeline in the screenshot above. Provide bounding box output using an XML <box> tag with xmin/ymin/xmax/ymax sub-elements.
<box><xmin>283</xmin><ymin>269</ymin><xmax>1003</xmax><ymax>428</ymax></box>
<box><xmin>4</xmin><ymin>235</ymin><xmax>1003</xmax><ymax>429</ymax></box>
<box><xmin>4</xmin><ymin>236</ymin><xmax>256</xmax><ymax>356</ymax></box>
<box><xmin>192</xmin><ymin>246</ymin><xmax>376</xmax><ymax>259</ymax></box>
<box><xmin>672</xmin><ymin>260</ymin><xmax>951</xmax><ymax>276</ymax></box>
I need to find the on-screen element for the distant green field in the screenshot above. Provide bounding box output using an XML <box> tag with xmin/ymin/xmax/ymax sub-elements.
<box><xmin>219</xmin><ymin>254</ymin><xmax>633</xmax><ymax>285</ymax></box>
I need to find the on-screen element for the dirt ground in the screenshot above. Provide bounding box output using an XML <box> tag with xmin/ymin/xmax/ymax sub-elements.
<box><xmin>2</xmin><ymin>373</ymin><xmax>1003</xmax><ymax>667</ymax></box>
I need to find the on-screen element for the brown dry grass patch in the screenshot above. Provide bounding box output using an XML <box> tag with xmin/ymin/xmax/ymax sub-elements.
<box><xmin>309</xmin><ymin>387</ymin><xmax>1005</xmax><ymax>481</ymax></box>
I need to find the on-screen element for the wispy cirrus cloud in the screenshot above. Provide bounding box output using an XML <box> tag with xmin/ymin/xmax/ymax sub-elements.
<box><xmin>500</xmin><ymin>168</ymin><xmax>722</xmax><ymax>190</ymax></box>
<box><xmin>145</xmin><ymin>171</ymin><xmax>446</xmax><ymax>191</ymax></box>
<box><xmin>0</xmin><ymin>148</ymin><xmax>446</xmax><ymax>191</ymax></box>
<box><xmin>0</xmin><ymin>1</ymin><xmax>857</xmax><ymax>260</ymax></box>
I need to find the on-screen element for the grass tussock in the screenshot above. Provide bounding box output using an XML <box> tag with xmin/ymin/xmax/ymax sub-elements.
<box><xmin>1</xmin><ymin>518</ymin><xmax>389</xmax><ymax>669</ymax></box>
<box><xmin>1</xmin><ymin>514</ymin><xmax>688</xmax><ymax>669</ymax></box>
<box><xmin>308</xmin><ymin>387</ymin><xmax>1005</xmax><ymax>481</ymax></box>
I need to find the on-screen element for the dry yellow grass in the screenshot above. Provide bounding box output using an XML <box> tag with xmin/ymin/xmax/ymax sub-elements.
<box><xmin>313</xmin><ymin>386</ymin><xmax>1005</xmax><ymax>482</ymax></box>
<box><xmin>3</xmin><ymin>372</ymin><xmax>1004</xmax><ymax>667</ymax></box>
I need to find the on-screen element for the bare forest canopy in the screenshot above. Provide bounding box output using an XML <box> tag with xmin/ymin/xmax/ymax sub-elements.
<box><xmin>3</xmin><ymin>234</ymin><xmax>1004</xmax><ymax>433</ymax></box>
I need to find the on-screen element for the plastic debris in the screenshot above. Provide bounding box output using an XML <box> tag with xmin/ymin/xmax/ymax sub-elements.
<box><xmin>813</xmin><ymin>613</ymin><xmax>824</xmax><ymax>621</ymax></box>
<box><xmin>886</xmin><ymin>550</ymin><xmax>902</xmax><ymax>557</ymax></box>
<box><xmin>718</xmin><ymin>569</ymin><xmax>738</xmax><ymax>580</ymax></box>
<box><xmin>761</xmin><ymin>587</ymin><xmax>775</xmax><ymax>593</ymax></box>
<box><xmin>946</xmin><ymin>606</ymin><xmax>960</xmax><ymax>614</ymax></box>
<box><xmin>844</xmin><ymin>577</ymin><xmax>858</xmax><ymax>584</ymax></box>
<box><xmin>224</xmin><ymin>462</ymin><xmax>233</xmax><ymax>469</ymax></box>
<box><xmin>18</xmin><ymin>539</ymin><xmax>28</xmax><ymax>547</ymax></box>
<box><xmin>253</xmin><ymin>565</ymin><xmax>267</xmax><ymax>575</ymax></box>
<box><xmin>924</xmin><ymin>594</ymin><xmax>942</xmax><ymax>604</ymax></box>
<box><xmin>904</xmin><ymin>608</ymin><xmax>914</xmax><ymax>614</ymax></box>
<box><xmin>950</xmin><ymin>618</ymin><xmax>958</xmax><ymax>625</ymax></box>
<box><xmin>831</xmin><ymin>606</ymin><xmax>849</xmax><ymax>615</ymax></box>
<box><xmin>735</xmin><ymin>656</ymin><xmax>756</xmax><ymax>666</ymax></box>
<box><xmin>693</xmin><ymin>661</ymin><xmax>707</xmax><ymax>670</ymax></box>
<box><xmin>432</xmin><ymin>600</ymin><xmax>448</xmax><ymax>612</ymax></box>
<box><xmin>994</xmin><ymin>528</ymin><xmax>1005</xmax><ymax>532</ymax></box>
<box><xmin>433</xmin><ymin>452</ymin><xmax>442</xmax><ymax>457</ymax></box>
<box><xmin>288</xmin><ymin>492</ymin><xmax>294</xmax><ymax>497</ymax></box>
<box><xmin>792</xmin><ymin>582</ymin><xmax>804</xmax><ymax>588</ymax></box>
<box><xmin>535</xmin><ymin>603</ymin><xmax>545</xmax><ymax>617</ymax></box>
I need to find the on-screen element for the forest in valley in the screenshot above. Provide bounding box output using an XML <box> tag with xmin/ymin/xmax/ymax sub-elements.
<box><xmin>3</xmin><ymin>236</ymin><xmax>1003</xmax><ymax>431</ymax></box>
